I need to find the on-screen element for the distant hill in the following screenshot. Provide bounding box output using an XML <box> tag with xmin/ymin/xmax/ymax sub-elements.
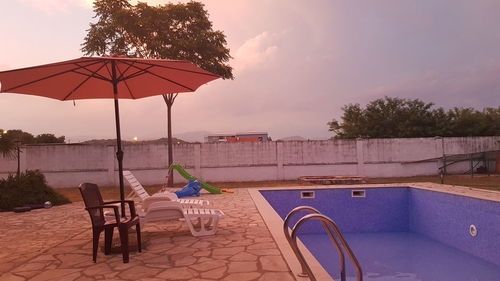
<box><xmin>277</xmin><ymin>136</ymin><xmax>307</xmax><ymax>141</ymax></box>
<box><xmin>174</xmin><ymin>130</ymin><xmax>212</xmax><ymax>143</ymax></box>
<box><xmin>80</xmin><ymin>137</ymin><xmax>189</xmax><ymax>145</ymax></box>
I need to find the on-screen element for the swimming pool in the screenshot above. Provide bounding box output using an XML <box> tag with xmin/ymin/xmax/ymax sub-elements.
<box><xmin>253</xmin><ymin>185</ymin><xmax>500</xmax><ymax>281</ymax></box>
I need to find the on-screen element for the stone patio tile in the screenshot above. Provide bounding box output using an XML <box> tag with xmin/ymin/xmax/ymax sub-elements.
<box><xmin>82</xmin><ymin>263</ymin><xmax>112</xmax><ymax>276</ymax></box>
<box><xmin>227</xmin><ymin>261</ymin><xmax>258</xmax><ymax>273</ymax></box>
<box><xmin>222</xmin><ymin>272</ymin><xmax>261</xmax><ymax>281</ymax></box>
<box><xmin>172</xmin><ymin>255</ymin><xmax>197</xmax><ymax>266</ymax></box>
<box><xmin>247</xmin><ymin>248</ymin><xmax>282</xmax><ymax>256</ymax></box>
<box><xmin>56</xmin><ymin>254</ymin><xmax>93</xmax><ymax>268</ymax></box>
<box><xmin>74</xmin><ymin>276</ymin><xmax>94</xmax><ymax>281</ymax></box>
<box><xmin>0</xmin><ymin>263</ymin><xmax>17</xmax><ymax>273</ymax></box>
<box><xmin>258</xmin><ymin>272</ymin><xmax>296</xmax><ymax>281</ymax></box>
<box><xmin>11</xmin><ymin>271</ymin><xmax>39</xmax><ymax>279</ymax></box>
<box><xmin>0</xmin><ymin>273</ymin><xmax>25</xmax><ymax>281</ymax></box>
<box><xmin>259</xmin><ymin>256</ymin><xmax>289</xmax><ymax>271</ymax></box>
<box><xmin>0</xmin><ymin>189</ymin><xmax>297</xmax><ymax>281</ymax></box>
<box><xmin>192</xmin><ymin>250</ymin><xmax>211</xmax><ymax>257</ymax></box>
<box><xmin>246</xmin><ymin>242</ymin><xmax>277</xmax><ymax>250</ymax></box>
<box><xmin>118</xmin><ymin>265</ymin><xmax>161</xmax><ymax>280</ymax></box>
<box><xmin>29</xmin><ymin>269</ymin><xmax>81</xmax><ymax>281</ymax></box>
<box><xmin>212</xmin><ymin>246</ymin><xmax>245</xmax><ymax>256</ymax></box>
<box><xmin>189</xmin><ymin>259</ymin><xmax>227</xmax><ymax>272</ymax></box>
<box><xmin>229</xmin><ymin>252</ymin><xmax>258</xmax><ymax>261</ymax></box>
<box><xmin>199</xmin><ymin>266</ymin><xmax>227</xmax><ymax>279</ymax></box>
<box><xmin>156</xmin><ymin>267</ymin><xmax>199</xmax><ymax>280</ymax></box>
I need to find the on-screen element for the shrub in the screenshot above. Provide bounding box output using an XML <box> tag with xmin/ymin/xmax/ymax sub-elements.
<box><xmin>0</xmin><ymin>170</ymin><xmax>70</xmax><ymax>211</ymax></box>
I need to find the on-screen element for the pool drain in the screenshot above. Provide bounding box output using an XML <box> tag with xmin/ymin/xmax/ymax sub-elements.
<box><xmin>469</xmin><ymin>224</ymin><xmax>478</xmax><ymax>237</ymax></box>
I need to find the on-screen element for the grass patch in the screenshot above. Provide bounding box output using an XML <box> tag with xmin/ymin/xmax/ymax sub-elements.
<box><xmin>55</xmin><ymin>175</ymin><xmax>499</xmax><ymax>202</ymax></box>
<box><xmin>366</xmin><ymin>174</ymin><xmax>500</xmax><ymax>191</ymax></box>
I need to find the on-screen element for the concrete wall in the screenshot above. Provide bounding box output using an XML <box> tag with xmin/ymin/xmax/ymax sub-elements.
<box><xmin>0</xmin><ymin>136</ymin><xmax>498</xmax><ymax>188</ymax></box>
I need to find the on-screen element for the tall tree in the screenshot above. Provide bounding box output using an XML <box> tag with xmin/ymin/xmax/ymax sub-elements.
<box><xmin>82</xmin><ymin>0</ymin><xmax>233</xmax><ymax>185</ymax></box>
<box><xmin>328</xmin><ymin>97</ymin><xmax>500</xmax><ymax>139</ymax></box>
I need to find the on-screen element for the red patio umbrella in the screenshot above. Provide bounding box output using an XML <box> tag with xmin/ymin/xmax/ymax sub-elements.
<box><xmin>0</xmin><ymin>56</ymin><xmax>220</xmax><ymax>213</ymax></box>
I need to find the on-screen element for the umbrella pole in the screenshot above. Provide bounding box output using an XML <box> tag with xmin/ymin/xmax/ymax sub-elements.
<box><xmin>114</xmin><ymin>97</ymin><xmax>126</xmax><ymax>217</ymax></box>
<box><xmin>112</xmin><ymin>61</ymin><xmax>126</xmax><ymax>217</ymax></box>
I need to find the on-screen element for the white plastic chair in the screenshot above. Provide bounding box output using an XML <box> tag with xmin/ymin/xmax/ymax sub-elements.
<box><xmin>123</xmin><ymin>170</ymin><xmax>209</xmax><ymax>208</ymax></box>
<box><xmin>139</xmin><ymin>201</ymin><xmax>225</xmax><ymax>236</ymax></box>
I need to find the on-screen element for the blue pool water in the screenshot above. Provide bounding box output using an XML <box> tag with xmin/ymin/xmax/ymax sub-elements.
<box><xmin>301</xmin><ymin>232</ymin><xmax>500</xmax><ymax>281</ymax></box>
<box><xmin>260</xmin><ymin>187</ymin><xmax>500</xmax><ymax>281</ymax></box>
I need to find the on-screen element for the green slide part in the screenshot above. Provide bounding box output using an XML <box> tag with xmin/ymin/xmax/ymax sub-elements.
<box><xmin>169</xmin><ymin>164</ymin><xmax>222</xmax><ymax>194</ymax></box>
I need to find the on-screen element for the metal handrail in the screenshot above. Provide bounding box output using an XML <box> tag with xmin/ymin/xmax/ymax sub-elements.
<box><xmin>283</xmin><ymin>206</ymin><xmax>346</xmax><ymax>280</ymax></box>
<box><xmin>291</xmin><ymin>213</ymin><xmax>363</xmax><ymax>281</ymax></box>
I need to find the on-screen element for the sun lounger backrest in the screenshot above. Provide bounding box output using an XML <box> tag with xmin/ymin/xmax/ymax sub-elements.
<box><xmin>123</xmin><ymin>171</ymin><xmax>150</xmax><ymax>201</ymax></box>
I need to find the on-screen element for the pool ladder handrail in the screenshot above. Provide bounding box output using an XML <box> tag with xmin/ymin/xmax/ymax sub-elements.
<box><xmin>283</xmin><ymin>206</ymin><xmax>363</xmax><ymax>281</ymax></box>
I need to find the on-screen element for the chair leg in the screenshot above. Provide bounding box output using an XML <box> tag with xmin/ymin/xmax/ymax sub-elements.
<box><xmin>118</xmin><ymin>225</ymin><xmax>129</xmax><ymax>263</ymax></box>
<box><xmin>136</xmin><ymin>224</ymin><xmax>142</xmax><ymax>253</ymax></box>
<box><xmin>104</xmin><ymin>227</ymin><xmax>114</xmax><ymax>255</ymax></box>
<box><xmin>92</xmin><ymin>228</ymin><xmax>100</xmax><ymax>263</ymax></box>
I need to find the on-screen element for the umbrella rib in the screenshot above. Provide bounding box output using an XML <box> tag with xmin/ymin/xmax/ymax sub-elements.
<box><xmin>115</xmin><ymin>64</ymin><xmax>137</xmax><ymax>99</ymax></box>
<box><xmin>71</xmin><ymin>70</ymin><xmax>110</xmax><ymax>82</ymax></box>
<box><xmin>137</xmin><ymin>67</ymin><xmax>195</xmax><ymax>91</ymax></box>
<box><xmin>116</xmin><ymin>61</ymin><xmax>137</xmax><ymax>81</ymax></box>
<box><xmin>72</xmin><ymin>62</ymin><xmax>112</xmax><ymax>82</ymax></box>
<box><xmin>126</xmin><ymin>60</ymin><xmax>220</xmax><ymax>78</ymax></box>
<box><xmin>119</xmin><ymin>61</ymin><xmax>195</xmax><ymax>91</ymax></box>
<box><xmin>1</xmin><ymin>60</ymin><xmax>105</xmax><ymax>93</ymax></box>
<box><xmin>62</xmin><ymin>62</ymin><xmax>111</xmax><ymax>100</ymax></box>
<box><xmin>0</xmin><ymin>57</ymin><xmax>102</xmax><ymax>74</ymax></box>
<box><xmin>119</xmin><ymin>65</ymin><xmax>155</xmax><ymax>81</ymax></box>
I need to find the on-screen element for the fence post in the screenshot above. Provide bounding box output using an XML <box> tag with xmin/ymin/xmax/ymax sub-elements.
<box><xmin>194</xmin><ymin>143</ymin><xmax>202</xmax><ymax>178</ymax></box>
<box><xmin>356</xmin><ymin>138</ymin><xmax>365</xmax><ymax>176</ymax></box>
<box><xmin>106</xmin><ymin>145</ymin><xmax>116</xmax><ymax>186</ymax></box>
<box><xmin>277</xmin><ymin>141</ymin><xmax>284</xmax><ymax>180</ymax></box>
<box><xmin>19</xmin><ymin>146</ymin><xmax>27</xmax><ymax>173</ymax></box>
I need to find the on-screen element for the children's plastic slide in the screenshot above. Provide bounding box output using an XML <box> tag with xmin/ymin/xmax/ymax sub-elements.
<box><xmin>169</xmin><ymin>164</ymin><xmax>234</xmax><ymax>194</ymax></box>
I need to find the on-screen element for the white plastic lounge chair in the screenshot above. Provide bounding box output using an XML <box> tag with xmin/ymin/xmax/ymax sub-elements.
<box><xmin>139</xmin><ymin>200</ymin><xmax>225</xmax><ymax>236</ymax></box>
<box><xmin>123</xmin><ymin>170</ymin><xmax>209</xmax><ymax>208</ymax></box>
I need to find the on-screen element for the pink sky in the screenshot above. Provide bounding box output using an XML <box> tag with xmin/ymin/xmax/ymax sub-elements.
<box><xmin>1</xmin><ymin>0</ymin><xmax>499</xmax><ymax>142</ymax></box>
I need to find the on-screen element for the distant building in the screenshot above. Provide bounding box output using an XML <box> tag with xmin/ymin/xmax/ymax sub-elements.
<box><xmin>205</xmin><ymin>132</ymin><xmax>269</xmax><ymax>143</ymax></box>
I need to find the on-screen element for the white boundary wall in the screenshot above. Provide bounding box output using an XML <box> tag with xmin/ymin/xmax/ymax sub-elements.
<box><xmin>0</xmin><ymin>137</ymin><xmax>498</xmax><ymax>188</ymax></box>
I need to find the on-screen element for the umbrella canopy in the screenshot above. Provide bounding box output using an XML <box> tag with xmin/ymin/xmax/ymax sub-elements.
<box><xmin>0</xmin><ymin>56</ymin><xmax>219</xmax><ymax>100</ymax></box>
<box><xmin>0</xmin><ymin>56</ymin><xmax>220</xmax><ymax>211</ymax></box>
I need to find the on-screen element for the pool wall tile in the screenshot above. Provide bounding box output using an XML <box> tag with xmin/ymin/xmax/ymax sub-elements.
<box><xmin>261</xmin><ymin>187</ymin><xmax>500</xmax><ymax>267</ymax></box>
<box><xmin>260</xmin><ymin>187</ymin><xmax>409</xmax><ymax>234</ymax></box>
<box><xmin>409</xmin><ymin>188</ymin><xmax>500</xmax><ymax>266</ymax></box>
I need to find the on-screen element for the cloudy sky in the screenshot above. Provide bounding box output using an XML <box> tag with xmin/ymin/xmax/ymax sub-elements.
<box><xmin>1</xmin><ymin>0</ymin><xmax>499</xmax><ymax>142</ymax></box>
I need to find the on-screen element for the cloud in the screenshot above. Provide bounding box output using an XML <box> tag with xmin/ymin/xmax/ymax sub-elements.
<box><xmin>368</xmin><ymin>62</ymin><xmax>500</xmax><ymax>109</ymax></box>
<box><xmin>18</xmin><ymin>0</ymin><xmax>91</xmax><ymax>13</ymax></box>
<box><xmin>233</xmin><ymin>32</ymin><xmax>278</xmax><ymax>73</ymax></box>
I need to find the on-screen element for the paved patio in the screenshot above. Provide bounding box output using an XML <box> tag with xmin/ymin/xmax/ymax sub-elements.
<box><xmin>0</xmin><ymin>188</ymin><xmax>296</xmax><ymax>281</ymax></box>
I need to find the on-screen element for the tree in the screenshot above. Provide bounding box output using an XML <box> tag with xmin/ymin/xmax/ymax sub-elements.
<box><xmin>82</xmin><ymin>0</ymin><xmax>233</xmax><ymax>186</ymax></box>
<box><xmin>0</xmin><ymin>131</ymin><xmax>17</xmax><ymax>159</ymax></box>
<box><xmin>446</xmin><ymin>107</ymin><xmax>500</xmax><ymax>137</ymax></box>
<box><xmin>328</xmin><ymin>97</ymin><xmax>500</xmax><ymax>139</ymax></box>
<box><xmin>34</xmin><ymin>134</ymin><xmax>65</xmax><ymax>144</ymax></box>
<box><xmin>0</xmin><ymin>129</ymin><xmax>65</xmax><ymax>179</ymax></box>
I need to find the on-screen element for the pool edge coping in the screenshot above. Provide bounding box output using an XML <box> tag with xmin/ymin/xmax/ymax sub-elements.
<box><xmin>249</xmin><ymin>188</ymin><xmax>334</xmax><ymax>281</ymax></box>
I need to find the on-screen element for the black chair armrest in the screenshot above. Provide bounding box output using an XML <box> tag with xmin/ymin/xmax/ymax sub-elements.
<box><xmin>86</xmin><ymin>205</ymin><xmax>120</xmax><ymax>222</ymax></box>
<box><xmin>103</xmin><ymin>200</ymin><xmax>137</xmax><ymax>217</ymax></box>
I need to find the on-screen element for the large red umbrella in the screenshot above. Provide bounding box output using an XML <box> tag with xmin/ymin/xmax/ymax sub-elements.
<box><xmin>0</xmin><ymin>56</ymin><xmax>220</xmax><ymax>212</ymax></box>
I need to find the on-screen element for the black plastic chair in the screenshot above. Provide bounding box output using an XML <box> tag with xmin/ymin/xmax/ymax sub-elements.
<box><xmin>79</xmin><ymin>183</ymin><xmax>141</xmax><ymax>263</ymax></box>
